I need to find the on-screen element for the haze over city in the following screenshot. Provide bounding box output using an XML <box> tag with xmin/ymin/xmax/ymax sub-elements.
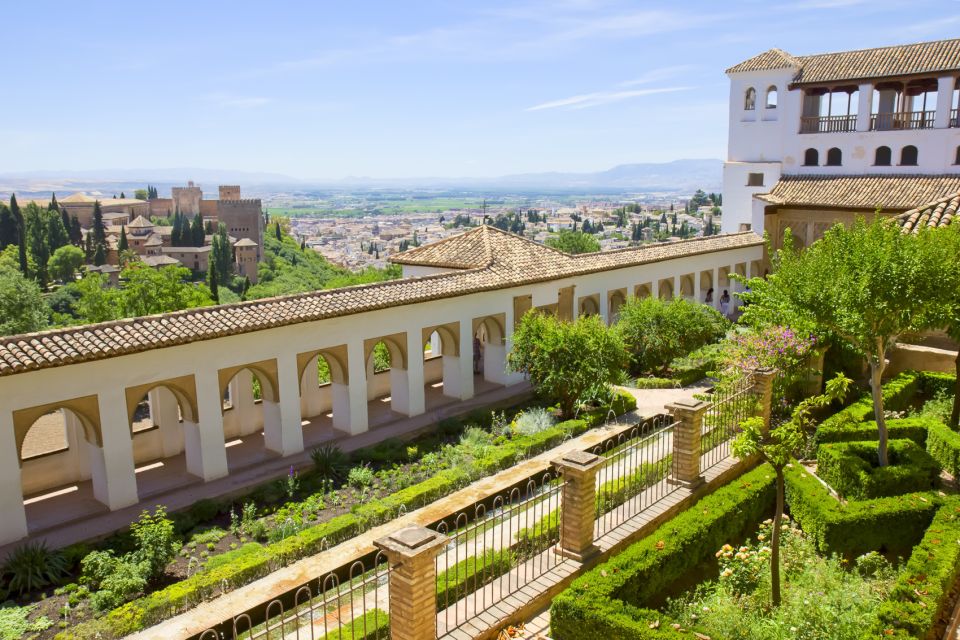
<box><xmin>4</xmin><ymin>0</ymin><xmax>960</xmax><ymax>181</ymax></box>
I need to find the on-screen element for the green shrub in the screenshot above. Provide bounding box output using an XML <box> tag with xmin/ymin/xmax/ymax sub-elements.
<box><xmin>316</xmin><ymin>609</ymin><xmax>390</xmax><ymax>640</ymax></box>
<box><xmin>358</xmin><ymin>438</ymin><xmax>408</xmax><ymax>465</ymax></box>
<box><xmin>129</xmin><ymin>507</ymin><xmax>179</xmax><ymax>579</ymax></box>
<box><xmin>629</xmin><ymin>377</ymin><xmax>680</xmax><ymax>389</ymax></box>
<box><xmin>864</xmin><ymin>499</ymin><xmax>960</xmax><ymax>639</ymax></box>
<box><xmin>435</xmin><ymin>549</ymin><xmax>513</xmax><ymax>610</ymax></box>
<box><xmin>2</xmin><ymin>541</ymin><xmax>69</xmax><ymax>595</ymax></box>
<box><xmin>596</xmin><ymin>456</ymin><xmax>673</xmax><ymax>514</ymax></box>
<box><xmin>816</xmin><ymin>417</ymin><xmax>931</xmax><ymax>447</ymax></box>
<box><xmin>0</xmin><ymin>605</ymin><xmax>53</xmax><ymax>639</ymax></box>
<box><xmin>347</xmin><ymin>464</ymin><xmax>374</xmax><ymax>490</ymax></box>
<box><xmin>512</xmin><ymin>407</ymin><xmax>555</xmax><ymax>436</ymax></box>
<box><xmin>816</xmin><ymin>440</ymin><xmax>939</xmax><ymax>500</ymax></box>
<box><xmin>311</xmin><ymin>445</ymin><xmax>349</xmax><ymax>482</ymax></box>
<box><xmin>926</xmin><ymin>420</ymin><xmax>960</xmax><ymax>477</ymax></box>
<box><xmin>550</xmin><ymin>465</ymin><xmax>776</xmax><ymax>640</ymax></box>
<box><xmin>783</xmin><ymin>463</ymin><xmax>940</xmax><ymax>557</ymax></box>
<box><xmin>514</xmin><ymin>508</ymin><xmax>560</xmax><ymax>559</ymax></box>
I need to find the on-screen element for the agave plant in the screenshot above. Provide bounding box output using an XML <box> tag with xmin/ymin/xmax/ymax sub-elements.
<box><xmin>3</xmin><ymin>541</ymin><xmax>69</xmax><ymax>595</ymax></box>
<box><xmin>310</xmin><ymin>445</ymin><xmax>350</xmax><ymax>483</ymax></box>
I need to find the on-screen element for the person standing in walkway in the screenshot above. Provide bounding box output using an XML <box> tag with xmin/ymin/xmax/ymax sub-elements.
<box><xmin>705</xmin><ymin>287</ymin><xmax>714</xmax><ymax>305</ymax></box>
<box><xmin>719</xmin><ymin>289</ymin><xmax>731</xmax><ymax>317</ymax></box>
<box><xmin>473</xmin><ymin>336</ymin><xmax>482</xmax><ymax>374</ymax></box>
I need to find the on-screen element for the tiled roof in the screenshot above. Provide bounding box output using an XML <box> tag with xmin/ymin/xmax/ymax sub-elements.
<box><xmin>895</xmin><ymin>193</ymin><xmax>960</xmax><ymax>232</ymax></box>
<box><xmin>756</xmin><ymin>175</ymin><xmax>960</xmax><ymax>210</ymax></box>
<box><xmin>0</xmin><ymin>227</ymin><xmax>761</xmax><ymax>377</ymax></box>
<box><xmin>727</xmin><ymin>38</ymin><xmax>960</xmax><ymax>85</ymax></box>
<box><xmin>127</xmin><ymin>215</ymin><xmax>153</xmax><ymax>229</ymax></box>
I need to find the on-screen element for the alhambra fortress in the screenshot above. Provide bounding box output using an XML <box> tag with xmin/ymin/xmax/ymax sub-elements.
<box><xmin>3</xmin><ymin>37</ymin><xmax>960</xmax><ymax>640</ymax></box>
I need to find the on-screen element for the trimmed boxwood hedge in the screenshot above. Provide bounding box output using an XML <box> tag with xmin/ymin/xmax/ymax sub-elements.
<box><xmin>783</xmin><ymin>463</ymin><xmax>942</xmax><ymax>558</ymax></box>
<box><xmin>863</xmin><ymin>498</ymin><xmax>960</xmax><ymax>639</ymax></box>
<box><xmin>435</xmin><ymin>548</ymin><xmax>513</xmax><ymax>610</ymax></box>
<box><xmin>62</xmin><ymin>392</ymin><xmax>636</xmax><ymax>640</ymax></box>
<box><xmin>815</xmin><ymin>417</ymin><xmax>932</xmax><ymax>447</ymax></box>
<box><xmin>549</xmin><ymin>465</ymin><xmax>776</xmax><ymax>640</ymax></box>
<box><xmin>926</xmin><ymin>420</ymin><xmax>960</xmax><ymax>478</ymax></box>
<box><xmin>317</xmin><ymin>609</ymin><xmax>390</xmax><ymax>640</ymax></box>
<box><xmin>816</xmin><ymin>439</ymin><xmax>939</xmax><ymax>500</ymax></box>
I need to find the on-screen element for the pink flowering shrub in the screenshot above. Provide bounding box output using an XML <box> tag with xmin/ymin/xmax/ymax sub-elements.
<box><xmin>720</xmin><ymin>325</ymin><xmax>818</xmax><ymax>401</ymax></box>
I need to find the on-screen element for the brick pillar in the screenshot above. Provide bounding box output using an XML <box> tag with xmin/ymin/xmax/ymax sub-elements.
<box><xmin>552</xmin><ymin>450</ymin><xmax>603</xmax><ymax>561</ymax></box>
<box><xmin>666</xmin><ymin>399</ymin><xmax>708</xmax><ymax>489</ymax></box>
<box><xmin>375</xmin><ymin>526</ymin><xmax>448</xmax><ymax>640</ymax></box>
<box><xmin>750</xmin><ymin>367</ymin><xmax>776</xmax><ymax>435</ymax></box>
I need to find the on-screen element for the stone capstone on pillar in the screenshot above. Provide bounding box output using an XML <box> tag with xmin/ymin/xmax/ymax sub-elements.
<box><xmin>374</xmin><ymin>526</ymin><xmax>449</xmax><ymax>640</ymax></box>
<box><xmin>552</xmin><ymin>450</ymin><xmax>603</xmax><ymax>562</ymax></box>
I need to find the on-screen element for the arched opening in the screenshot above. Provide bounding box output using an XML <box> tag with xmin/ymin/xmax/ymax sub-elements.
<box><xmin>679</xmin><ymin>275</ymin><xmax>695</xmax><ymax>301</ymax></box>
<box><xmin>473</xmin><ymin>315</ymin><xmax>507</xmax><ymax>387</ymax></box>
<box><xmin>699</xmin><ymin>270</ymin><xmax>714</xmax><ymax>307</ymax></box>
<box><xmin>364</xmin><ymin>335</ymin><xmax>410</xmax><ymax>419</ymax></box>
<box><xmin>803</xmin><ymin>148</ymin><xmax>819</xmax><ymax>166</ymax></box>
<box><xmin>744</xmin><ymin>87</ymin><xmax>756</xmax><ymax>111</ymax></box>
<box><xmin>635</xmin><ymin>283</ymin><xmax>652</xmax><ymax>299</ymax></box>
<box><xmin>578</xmin><ymin>295</ymin><xmax>600</xmax><ymax>318</ymax></box>
<box><xmin>826</xmin><ymin>147</ymin><xmax>842</xmax><ymax>166</ymax></box>
<box><xmin>875</xmin><ymin>146</ymin><xmax>892</xmax><ymax>166</ymax></box>
<box><xmin>609</xmin><ymin>290</ymin><xmax>627</xmax><ymax>324</ymax></box>
<box><xmin>657</xmin><ymin>278</ymin><xmax>674</xmax><ymax>301</ymax></box>
<box><xmin>299</xmin><ymin>347</ymin><xmax>351</xmax><ymax>437</ymax></box>
<box><xmin>900</xmin><ymin>145</ymin><xmax>918</xmax><ymax>166</ymax></box>
<box><xmin>765</xmin><ymin>86</ymin><xmax>778</xmax><ymax>109</ymax></box>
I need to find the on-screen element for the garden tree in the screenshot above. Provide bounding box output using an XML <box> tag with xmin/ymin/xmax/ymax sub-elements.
<box><xmin>91</xmin><ymin>200</ymin><xmax>106</xmax><ymax>247</ymax></box>
<box><xmin>69</xmin><ymin>215</ymin><xmax>83</xmax><ymax>246</ymax></box>
<box><xmin>119</xmin><ymin>192</ymin><xmax>125</xmax><ymax>199</ymax></box>
<box><xmin>739</xmin><ymin>219</ymin><xmax>960</xmax><ymax>466</ymax></box>
<box><xmin>59</xmin><ymin>206</ymin><xmax>71</xmax><ymax>237</ymax></box>
<box><xmin>134</xmin><ymin>188</ymin><xmax>148</xmax><ymax>200</ymax></box>
<box><xmin>0</xmin><ymin>203</ymin><xmax>16</xmax><ymax>248</ymax></box>
<box><xmin>118</xmin><ymin>264</ymin><xmax>214</xmax><ymax>317</ymax></box>
<box><xmin>74</xmin><ymin>272</ymin><xmax>119</xmax><ymax>323</ymax></box>
<box><xmin>0</xmin><ymin>254</ymin><xmax>48</xmax><ymax>336</ymax></box>
<box><xmin>118</xmin><ymin>227</ymin><xmax>128</xmax><ymax>252</ymax></box>
<box><xmin>48</xmin><ymin>193</ymin><xmax>58</xmax><ymax>211</ymax></box>
<box><xmin>582</xmin><ymin>219</ymin><xmax>594</xmax><ymax>234</ymax></box>
<box><xmin>544</xmin><ymin>229</ymin><xmax>601</xmax><ymax>254</ymax></box>
<box><xmin>10</xmin><ymin>195</ymin><xmax>28</xmax><ymax>274</ymax></box>
<box><xmin>949</xmin><ymin>313</ymin><xmax>960</xmax><ymax>429</ymax></box>
<box><xmin>47</xmin><ymin>245</ymin><xmax>85</xmax><ymax>283</ymax></box>
<box><xmin>732</xmin><ymin>373</ymin><xmax>850</xmax><ymax>607</ymax></box>
<box><xmin>507</xmin><ymin>311</ymin><xmax>628</xmax><ymax>418</ymax></box>
<box><xmin>207</xmin><ymin>262</ymin><xmax>219</xmax><ymax>303</ymax></box>
<box><xmin>274</xmin><ymin>222</ymin><xmax>282</xmax><ymax>241</ymax></box>
<box><xmin>616</xmin><ymin>296</ymin><xmax>729</xmax><ymax>375</ymax></box>
<box><xmin>24</xmin><ymin>205</ymin><xmax>50</xmax><ymax>287</ymax></box>
<box><xmin>690</xmin><ymin>189</ymin><xmax>710</xmax><ymax>209</ymax></box>
<box><xmin>92</xmin><ymin>242</ymin><xmax>106</xmax><ymax>266</ymax></box>
<box><xmin>191</xmin><ymin>211</ymin><xmax>205</xmax><ymax>247</ymax></box>
<box><xmin>209</xmin><ymin>223</ymin><xmax>232</xmax><ymax>284</ymax></box>
<box><xmin>84</xmin><ymin>231</ymin><xmax>94</xmax><ymax>261</ymax></box>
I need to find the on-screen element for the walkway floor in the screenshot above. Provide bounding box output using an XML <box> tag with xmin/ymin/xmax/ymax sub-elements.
<box><xmin>5</xmin><ymin>377</ymin><xmax>527</xmax><ymax>557</ymax></box>
<box><xmin>617</xmin><ymin>382</ymin><xmax>711</xmax><ymax>417</ymax></box>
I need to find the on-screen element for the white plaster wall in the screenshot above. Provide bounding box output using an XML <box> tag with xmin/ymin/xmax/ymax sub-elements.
<box><xmin>722</xmin><ymin>162</ymin><xmax>782</xmax><ymax>234</ymax></box>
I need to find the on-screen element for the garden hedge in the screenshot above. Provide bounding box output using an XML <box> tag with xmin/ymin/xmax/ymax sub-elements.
<box><xmin>815</xmin><ymin>371</ymin><xmax>924</xmax><ymax>435</ymax></box>
<box><xmin>783</xmin><ymin>463</ymin><xmax>941</xmax><ymax>557</ymax></box>
<box><xmin>926</xmin><ymin>420</ymin><xmax>960</xmax><ymax>478</ymax></box>
<box><xmin>863</xmin><ymin>498</ymin><xmax>960</xmax><ymax>639</ymax></box>
<box><xmin>815</xmin><ymin>439</ymin><xmax>939</xmax><ymax>500</ymax></box>
<box><xmin>550</xmin><ymin>465</ymin><xmax>776</xmax><ymax>640</ymax></box>
<box><xmin>317</xmin><ymin>609</ymin><xmax>390</xmax><ymax>640</ymax></box>
<box><xmin>435</xmin><ymin>548</ymin><xmax>513</xmax><ymax>610</ymax></box>
<box><xmin>62</xmin><ymin>392</ymin><xmax>636</xmax><ymax>639</ymax></box>
<box><xmin>815</xmin><ymin>417</ymin><xmax>931</xmax><ymax>447</ymax></box>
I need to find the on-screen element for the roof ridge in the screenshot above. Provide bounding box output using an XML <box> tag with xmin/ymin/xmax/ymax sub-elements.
<box><xmin>796</xmin><ymin>37</ymin><xmax>960</xmax><ymax>62</ymax></box>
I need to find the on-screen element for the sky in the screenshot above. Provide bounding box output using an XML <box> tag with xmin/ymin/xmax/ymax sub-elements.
<box><xmin>3</xmin><ymin>0</ymin><xmax>960</xmax><ymax>180</ymax></box>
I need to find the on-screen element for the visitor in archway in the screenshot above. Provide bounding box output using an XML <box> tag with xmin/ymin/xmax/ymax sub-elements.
<box><xmin>473</xmin><ymin>336</ymin><xmax>482</xmax><ymax>374</ymax></box>
<box><xmin>719</xmin><ymin>290</ymin><xmax>731</xmax><ymax>317</ymax></box>
<box><xmin>704</xmin><ymin>287</ymin><xmax>714</xmax><ymax>304</ymax></box>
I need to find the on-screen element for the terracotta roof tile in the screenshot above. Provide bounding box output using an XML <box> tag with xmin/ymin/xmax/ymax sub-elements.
<box><xmin>895</xmin><ymin>193</ymin><xmax>960</xmax><ymax>232</ymax></box>
<box><xmin>756</xmin><ymin>174</ymin><xmax>960</xmax><ymax>210</ymax></box>
<box><xmin>0</xmin><ymin>227</ymin><xmax>761</xmax><ymax>377</ymax></box>
<box><xmin>727</xmin><ymin>38</ymin><xmax>960</xmax><ymax>85</ymax></box>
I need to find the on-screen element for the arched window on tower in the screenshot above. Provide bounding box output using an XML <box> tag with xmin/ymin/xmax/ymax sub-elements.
<box><xmin>803</xmin><ymin>148</ymin><xmax>819</xmax><ymax>166</ymax></box>
<box><xmin>765</xmin><ymin>86</ymin><xmax>778</xmax><ymax>109</ymax></box>
<box><xmin>826</xmin><ymin>147</ymin><xmax>842</xmax><ymax>166</ymax></box>
<box><xmin>900</xmin><ymin>145</ymin><xmax>918</xmax><ymax>166</ymax></box>
<box><xmin>875</xmin><ymin>146</ymin><xmax>891</xmax><ymax>166</ymax></box>
<box><xmin>745</xmin><ymin>87</ymin><xmax>756</xmax><ymax>110</ymax></box>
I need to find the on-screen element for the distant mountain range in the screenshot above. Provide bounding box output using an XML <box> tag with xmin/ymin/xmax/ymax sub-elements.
<box><xmin>0</xmin><ymin>159</ymin><xmax>722</xmax><ymax>197</ymax></box>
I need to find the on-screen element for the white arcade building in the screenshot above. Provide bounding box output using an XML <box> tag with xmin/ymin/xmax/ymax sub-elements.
<box><xmin>723</xmin><ymin>38</ymin><xmax>960</xmax><ymax>247</ymax></box>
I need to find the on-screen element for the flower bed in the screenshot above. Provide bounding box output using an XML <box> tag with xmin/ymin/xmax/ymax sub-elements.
<box><xmin>816</xmin><ymin>439</ymin><xmax>939</xmax><ymax>500</ymax></box>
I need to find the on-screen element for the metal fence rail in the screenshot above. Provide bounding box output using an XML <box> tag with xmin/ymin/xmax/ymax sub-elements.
<box><xmin>197</xmin><ymin>553</ymin><xmax>390</xmax><ymax>640</ymax></box>
<box><xmin>434</xmin><ymin>471</ymin><xmax>564</xmax><ymax>636</ymax></box>
<box><xmin>701</xmin><ymin>373</ymin><xmax>757</xmax><ymax>472</ymax></box>
<box><xmin>592</xmin><ymin>415</ymin><xmax>677</xmax><ymax>538</ymax></box>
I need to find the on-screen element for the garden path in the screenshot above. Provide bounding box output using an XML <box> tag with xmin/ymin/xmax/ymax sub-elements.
<box><xmin>617</xmin><ymin>383</ymin><xmax>711</xmax><ymax>415</ymax></box>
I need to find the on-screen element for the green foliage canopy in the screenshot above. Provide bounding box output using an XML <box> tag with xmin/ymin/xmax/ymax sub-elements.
<box><xmin>544</xmin><ymin>229</ymin><xmax>600</xmax><ymax>254</ymax></box>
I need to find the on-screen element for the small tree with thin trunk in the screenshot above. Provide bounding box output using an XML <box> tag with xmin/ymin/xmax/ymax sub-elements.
<box><xmin>740</xmin><ymin>219</ymin><xmax>960</xmax><ymax>466</ymax></box>
<box><xmin>732</xmin><ymin>373</ymin><xmax>850</xmax><ymax>607</ymax></box>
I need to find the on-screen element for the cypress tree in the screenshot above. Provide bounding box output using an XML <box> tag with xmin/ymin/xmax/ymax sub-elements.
<box><xmin>207</xmin><ymin>262</ymin><xmax>219</xmax><ymax>303</ymax></box>
<box><xmin>46</xmin><ymin>209</ymin><xmax>68</xmax><ymax>251</ymax></box>
<box><xmin>92</xmin><ymin>201</ymin><xmax>106</xmax><ymax>246</ymax></box>
<box><xmin>118</xmin><ymin>227</ymin><xmax>128</xmax><ymax>252</ymax></box>
<box><xmin>119</xmin><ymin>192</ymin><xmax>125</xmax><ymax>199</ymax></box>
<box><xmin>49</xmin><ymin>193</ymin><xmax>59</xmax><ymax>211</ymax></box>
<box><xmin>69</xmin><ymin>215</ymin><xmax>82</xmax><ymax>246</ymax></box>
<box><xmin>274</xmin><ymin>223</ymin><xmax>281</xmax><ymax>241</ymax></box>
<box><xmin>60</xmin><ymin>207</ymin><xmax>70</xmax><ymax>235</ymax></box>
<box><xmin>84</xmin><ymin>231</ymin><xmax>94</xmax><ymax>261</ymax></box>
<box><xmin>0</xmin><ymin>204</ymin><xmax>16</xmax><ymax>248</ymax></box>
<box><xmin>192</xmin><ymin>212</ymin><xmax>204</xmax><ymax>247</ymax></box>
<box><xmin>93</xmin><ymin>242</ymin><xmax>105</xmax><ymax>266</ymax></box>
<box><xmin>11</xmin><ymin>195</ymin><xmax>28</xmax><ymax>274</ymax></box>
<box><xmin>25</xmin><ymin>206</ymin><xmax>49</xmax><ymax>287</ymax></box>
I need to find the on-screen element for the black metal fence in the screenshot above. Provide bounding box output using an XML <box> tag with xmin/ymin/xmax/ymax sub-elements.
<box><xmin>701</xmin><ymin>373</ymin><xmax>757</xmax><ymax>472</ymax></box>
<box><xmin>592</xmin><ymin>415</ymin><xmax>677</xmax><ymax>538</ymax></box>
<box><xmin>433</xmin><ymin>471</ymin><xmax>564</xmax><ymax>636</ymax></box>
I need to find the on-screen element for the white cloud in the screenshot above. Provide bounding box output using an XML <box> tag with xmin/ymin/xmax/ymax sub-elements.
<box><xmin>526</xmin><ymin>86</ymin><xmax>691</xmax><ymax>111</ymax></box>
<box><xmin>618</xmin><ymin>65</ymin><xmax>698</xmax><ymax>87</ymax></box>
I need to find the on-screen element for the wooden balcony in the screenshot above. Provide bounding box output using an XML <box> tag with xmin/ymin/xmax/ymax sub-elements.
<box><xmin>799</xmin><ymin>114</ymin><xmax>856</xmax><ymax>133</ymax></box>
<box><xmin>870</xmin><ymin>110</ymin><xmax>935</xmax><ymax>131</ymax></box>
